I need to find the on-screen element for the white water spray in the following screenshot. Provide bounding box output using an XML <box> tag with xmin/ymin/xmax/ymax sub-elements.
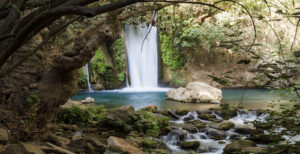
<box><xmin>85</xmin><ymin>64</ymin><xmax>94</xmax><ymax>92</ymax></box>
<box><xmin>125</xmin><ymin>24</ymin><xmax>158</xmax><ymax>89</ymax></box>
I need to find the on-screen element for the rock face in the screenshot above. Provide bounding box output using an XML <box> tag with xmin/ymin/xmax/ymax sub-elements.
<box><xmin>166</xmin><ymin>82</ymin><xmax>222</xmax><ymax>103</ymax></box>
<box><xmin>107</xmin><ymin>136</ymin><xmax>145</xmax><ymax>154</ymax></box>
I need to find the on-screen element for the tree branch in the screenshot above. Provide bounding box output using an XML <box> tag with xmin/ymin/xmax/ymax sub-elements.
<box><xmin>0</xmin><ymin>0</ymin><xmax>143</xmax><ymax>67</ymax></box>
<box><xmin>0</xmin><ymin>34</ymin><xmax>16</xmax><ymax>42</ymax></box>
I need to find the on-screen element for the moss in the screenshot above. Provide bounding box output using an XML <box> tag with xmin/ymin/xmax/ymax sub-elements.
<box><xmin>91</xmin><ymin>48</ymin><xmax>111</xmax><ymax>75</ymax></box>
<box><xmin>57</xmin><ymin>105</ymin><xmax>105</xmax><ymax>124</ymax></box>
<box><xmin>115</xmin><ymin>38</ymin><xmax>126</xmax><ymax>72</ymax></box>
<box><xmin>133</xmin><ymin>110</ymin><xmax>170</xmax><ymax>137</ymax></box>
<box><xmin>78</xmin><ymin>67</ymin><xmax>87</xmax><ymax>88</ymax></box>
<box><xmin>142</xmin><ymin>137</ymin><xmax>155</xmax><ymax>148</ymax></box>
<box><xmin>181</xmin><ymin>141</ymin><xmax>200</xmax><ymax>150</ymax></box>
<box><xmin>175</xmin><ymin>109</ymin><xmax>189</xmax><ymax>116</ymax></box>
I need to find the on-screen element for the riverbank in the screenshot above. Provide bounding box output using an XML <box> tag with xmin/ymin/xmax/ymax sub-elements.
<box><xmin>1</xmin><ymin>99</ymin><xmax>299</xmax><ymax>154</ymax></box>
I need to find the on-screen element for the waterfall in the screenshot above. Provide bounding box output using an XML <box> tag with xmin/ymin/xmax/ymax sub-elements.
<box><xmin>125</xmin><ymin>24</ymin><xmax>158</xmax><ymax>89</ymax></box>
<box><xmin>85</xmin><ymin>64</ymin><xmax>94</xmax><ymax>92</ymax></box>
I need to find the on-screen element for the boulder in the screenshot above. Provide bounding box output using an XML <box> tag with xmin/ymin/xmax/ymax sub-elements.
<box><xmin>60</xmin><ymin>97</ymin><xmax>95</xmax><ymax>109</ymax></box>
<box><xmin>250</xmin><ymin>134</ymin><xmax>284</xmax><ymax>144</ymax></box>
<box><xmin>169</xmin><ymin>123</ymin><xmax>197</xmax><ymax>133</ymax></box>
<box><xmin>219</xmin><ymin>121</ymin><xmax>235</xmax><ymax>131</ymax></box>
<box><xmin>207</xmin><ymin>130</ymin><xmax>227</xmax><ymax>140</ymax></box>
<box><xmin>181</xmin><ymin>141</ymin><xmax>200</xmax><ymax>150</ymax></box>
<box><xmin>81</xmin><ymin>97</ymin><xmax>94</xmax><ymax>104</ymax></box>
<box><xmin>0</xmin><ymin>128</ymin><xmax>8</xmax><ymax>145</ymax></box>
<box><xmin>223</xmin><ymin>140</ymin><xmax>256</xmax><ymax>154</ymax></box>
<box><xmin>107</xmin><ymin>136</ymin><xmax>145</xmax><ymax>154</ymax></box>
<box><xmin>68</xmin><ymin>137</ymin><xmax>105</xmax><ymax>153</ymax></box>
<box><xmin>189</xmin><ymin>120</ymin><xmax>206</xmax><ymax>129</ymax></box>
<box><xmin>198</xmin><ymin>113</ymin><xmax>216</xmax><ymax>121</ymax></box>
<box><xmin>106</xmin><ymin>106</ymin><xmax>134</xmax><ymax>123</ymax></box>
<box><xmin>166</xmin><ymin>82</ymin><xmax>222</xmax><ymax>103</ymax></box>
<box><xmin>170</xmin><ymin>129</ymin><xmax>188</xmax><ymax>140</ymax></box>
<box><xmin>175</xmin><ymin>109</ymin><xmax>189</xmax><ymax>116</ymax></box>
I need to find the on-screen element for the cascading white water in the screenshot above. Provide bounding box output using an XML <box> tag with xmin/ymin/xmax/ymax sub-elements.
<box><xmin>85</xmin><ymin>64</ymin><xmax>94</xmax><ymax>92</ymax></box>
<box><xmin>125</xmin><ymin>24</ymin><xmax>158</xmax><ymax>89</ymax></box>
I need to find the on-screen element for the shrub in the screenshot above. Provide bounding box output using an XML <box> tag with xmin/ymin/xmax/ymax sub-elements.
<box><xmin>91</xmin><ymin>48</ymin><xmax>111</xmax><ymax>75</ymax></box>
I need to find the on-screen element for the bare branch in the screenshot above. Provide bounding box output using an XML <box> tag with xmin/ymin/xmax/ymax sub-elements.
<box><xmin>214</xmin><ymin>0</ymin><xmax>258</xmax><ymax>58</ymax></box>
<box><xmin>0</xmin><ymin>34</ymin><xmax>16</xmax><ymax>41</ymax></box>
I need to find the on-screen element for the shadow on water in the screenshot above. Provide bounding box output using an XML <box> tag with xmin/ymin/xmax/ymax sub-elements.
<box><xmin>72</xmin><ymin>88</ymin><xmax>298</xmax><ymax>110</ymax></box>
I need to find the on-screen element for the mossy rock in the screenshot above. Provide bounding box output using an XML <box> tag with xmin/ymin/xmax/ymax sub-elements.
<box><xmin>181</xmin><ymin>141</ymin><xmax>200</xmax><ymax>150</ymax></box>
<box><xmin>198</xmin><ymin>113</ymin><xmax>216</xmax><ymax>121</ymax></box>
<box><xmin>223</xmin><ymin>140</ymin><xmax>256</xmax><ymax>154</ymax></box>
<box><xmin>250</xmin><ymin>134</ymin><xmax>284</xmax><ymax>144</ymax></box>
<box><xmin>219</xmin><ymin>121</ymin><xmax>235</xmax><ymax>131</ymax></box>
<box><xmin>175</xmin><ymin>109</ymin><xmax>189</xmax><ymax>116</ymax></box>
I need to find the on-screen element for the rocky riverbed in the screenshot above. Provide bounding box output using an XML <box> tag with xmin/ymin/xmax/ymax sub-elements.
<box><xmin>0</xmin><ymin>99</ymin><xmax>300</xmax><ymax>154</ymax></box>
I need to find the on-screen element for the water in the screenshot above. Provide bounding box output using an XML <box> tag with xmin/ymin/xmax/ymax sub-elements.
<box><xmin>125</xmin><ymin>24</ymin><xmax>158</xmax><ymax>88</ymax></box>
<box><xmin>85</xmin><ymin>64</ymin><xmax>94</xmax><ymax>92</ymax></box>
<box><xmin>72</xmin><ymin>88</ymin><xmax>296</xmax><ymax>110</ymax></box>
<box><xmin>162</xmin><ymin>110</ymin><xmax>271</xmax><ymax>154</ymax></box>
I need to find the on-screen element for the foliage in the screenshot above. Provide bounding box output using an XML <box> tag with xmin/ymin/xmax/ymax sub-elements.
<box><xmin>57</xmin><ymin>105</ymin><xmax>105</xmax><ymax>124</ymax></box>
<box><xmin>160</xmin><ymin>34</ymin><xmax>185</xmax><ymax>70</ymax></box>
<box><xmin>91</xmin><ymin>48</ymin><xmax>111</xmax><ymax>75</ymax></box>
<box><xmin>170</xmin><ymin>72</ymin><xmax>186</xmax><ymax>86</ymax></box>
<box><xmin>117</xmin><ymin>72</ymin><xmax>125</xmax><ymax>82</ymax></box>
<box><xmin>78</xmin><ymin>67</ymin><xmax>87</xmax><ymax>85</ymax></box>
<box><xmin>115</xmin><ymin>37</ymin><xmax>127</xmax><ymax>71</ymax></box>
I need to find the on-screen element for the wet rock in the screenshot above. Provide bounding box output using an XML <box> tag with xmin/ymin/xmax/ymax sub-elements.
<box><xmin>220</xmin><ymin>109</ymin><xmax>237</xmax><ymax>120</ymax></box>
<box><xmin>219</xmin><ymin>121</ymin><xmax>235</xmax><ymax>131</ymax></box>
<box><xmin>107</xmin><ymin>136</ymin><xmax>145</xmax><ymax>154</ymax></box>
<box><xmin>183</xmin><ymin>116</ymin><xmax>193</xmax><ymax>121</ymax></box>
<box><xmin>0</xmin><ymin>128</ymin><xmax>8</xmax><ymax>145</ymax></box>
<box><xmin>169</xmin><ymin>123</ymin><xmax>197</xmax><ymax>133</ymax></box>
<box><xmin>207</xmin><ymin>130</ymin><xmax>227</xmax><ymax>140</ymax></box>
<box><xmin>170</xmin><ymin>129</ymin><xmax>188</xmax><ymax>140</ymax></box>
<box><xmin>250</xmin><ymin>134</ymin><xmax>284</xmax><ymax>144</ymax></box>
<box><xmin>198</xmin><ymin>113</ymin><xmax>216</xmax><ymax>121</ymax></box>
<box><xmin>175</xmin><ymin>109</ymin><xmax>189</xmax><ymax>116</ymax></box>
<box><xmin>189</xmin><ymin>120</ymin><xmax>206</xmax><ymax>130</ymax></box>
<box><xmin>223</xmin><ymin>140</ymin><xmax>256</xmax><ymax>154</ymax></box>
<box><xmin>241</xmin><ymin>146</ymin><xmax>267</xmax><ymax>154</ymax></box>
<box><xmin>166</xmin><ymin>82</ymin><xmax>222</xmax><ymax>103</ymax></box>
<box><xmin>181</xmin><ymin>141</ymin><xmax>200</xmax><ymax>150</ymax></box>
<box><xmin>235</xmin><ymin>128</ymin><xmax>263</xmax><ymax>135</ymax></box>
